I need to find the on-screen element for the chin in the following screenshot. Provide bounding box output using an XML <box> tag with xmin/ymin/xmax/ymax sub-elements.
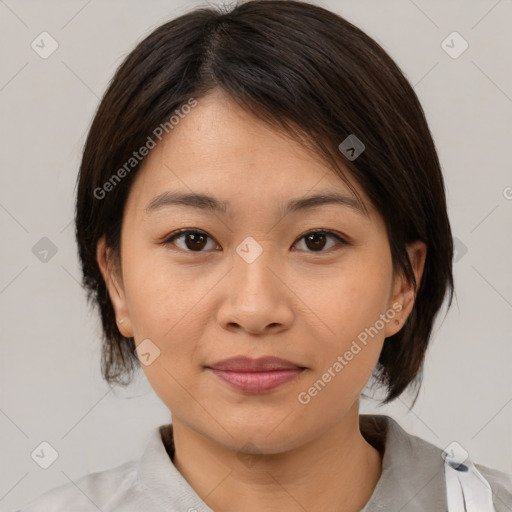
<box><xmin>217</xmin><ymin>420</ymin><xmax>307</xmax><ymax>454</ymax></box>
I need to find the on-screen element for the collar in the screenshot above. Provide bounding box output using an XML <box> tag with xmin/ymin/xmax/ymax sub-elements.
<box><xmin>359</xmin><ymin>414</ymin><xmax>448</xmax><ymax>511</ymax></box>
<box><xmin>136</xmin><ymin>414</ymin><xmax>448</xmax><ymax>511</ymax></box>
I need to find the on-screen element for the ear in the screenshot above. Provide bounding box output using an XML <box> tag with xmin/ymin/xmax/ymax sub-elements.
<box><xmin>384</xmin><ymin>240</ymin><xmax>427</xmax><ymax>337</ymax></box>
<box><xmin>96</xmin><ymin>236</ymin><xmax>134</xmax><ymax>338</ymax></box>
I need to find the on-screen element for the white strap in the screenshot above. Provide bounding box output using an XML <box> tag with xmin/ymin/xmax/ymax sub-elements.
<box><xmin>444</xmin><ymin>452</ymin><xmax>496</xmax><ymax>512</ymax></box>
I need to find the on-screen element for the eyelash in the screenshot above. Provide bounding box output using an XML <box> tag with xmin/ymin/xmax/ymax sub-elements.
<box><xmin>161</xmin><ymin>228</ymin><xmax>349</xmax><ymax>254</ymax></box>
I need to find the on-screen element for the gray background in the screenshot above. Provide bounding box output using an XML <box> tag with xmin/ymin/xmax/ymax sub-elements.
<box><xmin>1</xmin><ymin>0</ymin><xmax>511</xmax><ymax>510</ymax></box>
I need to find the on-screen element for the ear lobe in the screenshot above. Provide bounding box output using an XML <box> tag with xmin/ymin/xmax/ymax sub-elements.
<box><xmin>385</xmin><ymin>240</ymin><xmax>427</xmax><ymax>338</ymax></box>
<box><xmin>96</xmin><ymin>236</ymin><xmax>134</xmax><ymax>337</ymax></box>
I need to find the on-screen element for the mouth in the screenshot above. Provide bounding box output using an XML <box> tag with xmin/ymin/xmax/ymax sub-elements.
<box><xmin>205</xmin><ymin>355</ymin><xmax>307</xmax><ymax>393</ymax></box>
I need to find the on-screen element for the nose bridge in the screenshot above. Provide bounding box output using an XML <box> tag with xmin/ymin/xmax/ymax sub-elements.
<box><xmin>231</xmin><ymin>235</ymin><xmax>279</xmax><ymax>297</ymax></box>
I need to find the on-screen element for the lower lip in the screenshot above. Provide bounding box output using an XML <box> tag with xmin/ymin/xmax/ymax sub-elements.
<box><xmin>207</xmin><ymin>368</ymin><xmax>305</xmax><ymax>393</ymax></box>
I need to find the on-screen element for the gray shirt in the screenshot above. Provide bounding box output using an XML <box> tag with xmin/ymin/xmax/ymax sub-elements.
<box><xmin>13</xmin><ymin>414</ymin><xmax>512</xmax><ymax>511</ymax></box>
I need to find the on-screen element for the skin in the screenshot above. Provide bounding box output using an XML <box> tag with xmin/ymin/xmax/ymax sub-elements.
<box><xmin>97</xmin><ymin>88</ymin><xmax>426</xmax><ymax>512</ymax></box>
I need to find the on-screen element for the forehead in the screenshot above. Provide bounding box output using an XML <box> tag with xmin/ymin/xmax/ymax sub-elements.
<box><xmin>123</xmin><ymin>90</ymin><xmax>374</xmax><ymax>220</ymax></box>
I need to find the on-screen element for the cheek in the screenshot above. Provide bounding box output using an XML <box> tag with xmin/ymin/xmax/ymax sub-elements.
<box><xmin>305</xmin><ymin>253</ymin><xmax>392</xmax><ymax>391</ymax></box>
<box><xmin>122</xmin><ymin>248</ymin><xmax>209</xmax><ymax>339</ymax></box>
<box><xmin>319</xmin><ymin>256</ymin><xmax>392</xmax><ymax>342</ymax></box>
<box><xmin>120</xmin><ymin>251</ymin><xmax>209</xmax><ymax>401</ymax></box>
<box><xmin>298</xmin><ymin>292</ymin><xmax>388</xmax><ymax>420</ymax></box>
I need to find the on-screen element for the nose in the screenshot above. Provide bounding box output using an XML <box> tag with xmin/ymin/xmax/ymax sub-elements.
<box><xmin>215</xmin><ymin>243</ymin><xmax>294</xmax><ymax>335</ymax></box>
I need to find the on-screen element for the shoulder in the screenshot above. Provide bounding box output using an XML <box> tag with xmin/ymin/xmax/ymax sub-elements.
<box><xmin>475</xmin><ymin>462</ymin><xmax>512</xmax><ymax>511</ymax></box>
<box><xmin>360</xmin><ymin>414</ymin><xmax>512</xmax><ymax>511</ymax></box>
<box><xmin>12</xmin><ymin>423</ymin><xmax>177</xmax><ymax>512</ymax></box>
<box><xmin>13</xmin><ymin>459</ymin><xmax>143</xmax><ymax>512</ymax></box>
<box><xmin>394</xmin><ymin>419</ymin><xmax>512</xmax><ymax>510</ymax></box>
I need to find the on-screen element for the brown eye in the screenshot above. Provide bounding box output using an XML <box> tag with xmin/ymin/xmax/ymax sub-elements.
<box><xmin>293</xmin><ymin>230</ymin><xmax>347</xmax><ymax>252</ymax></box>
<box><xmin>164</xmin><ymin>229</ymin><xmax>219</xmax><ymax>252</ymax></box>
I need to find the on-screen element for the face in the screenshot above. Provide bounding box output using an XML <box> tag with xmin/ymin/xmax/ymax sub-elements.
<box><xmin>97</xmin><ymin>89</ymin><xmax>425</xmax><ymax>454</ymax></box>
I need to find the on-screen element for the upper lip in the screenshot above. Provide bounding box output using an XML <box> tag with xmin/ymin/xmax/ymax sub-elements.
<box><xmin>206</xmin><ymin>356</ymin><xmax>305</xmax><ymax>372</ymax></box>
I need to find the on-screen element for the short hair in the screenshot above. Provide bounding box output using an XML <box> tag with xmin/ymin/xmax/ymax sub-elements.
<box><xmin>75</xmin><ymin>0</ymin><xmax>454</xmax><ymax>405</ymax></box>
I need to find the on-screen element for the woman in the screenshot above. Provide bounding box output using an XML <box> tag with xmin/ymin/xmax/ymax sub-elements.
<box><xmin>15</xmin><ymin>0</ymin><xmax>512</xmax><ymax>510</ymax></box>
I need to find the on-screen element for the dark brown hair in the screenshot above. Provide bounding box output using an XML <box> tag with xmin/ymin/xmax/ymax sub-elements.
<box><xmin>75</xmin><ymin>0</ymin><xmax>454</xmax><ymax>405</ymax></box>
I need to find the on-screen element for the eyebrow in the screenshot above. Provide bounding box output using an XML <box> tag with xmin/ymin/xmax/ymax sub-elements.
<box><xmin>144</xmin><ymin>190</ymin><xmax>367</xmax><ymax>218</ymax></box>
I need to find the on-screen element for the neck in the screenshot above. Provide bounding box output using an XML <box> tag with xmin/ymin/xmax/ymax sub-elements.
<box><xmin>170</xmin><ymin>405</ymin><xmax>383</xmax><ymax>512</ymax></box>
